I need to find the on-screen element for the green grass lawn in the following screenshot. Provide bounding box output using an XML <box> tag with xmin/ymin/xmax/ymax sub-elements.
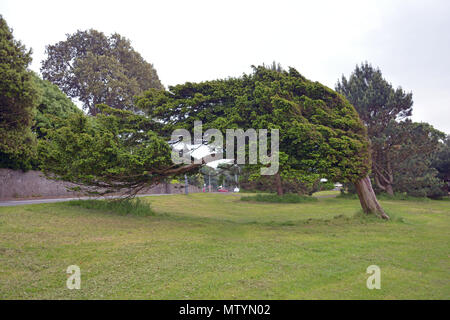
<box><xmin>0</xmin><ymin>193</ymin><xmax>449</xmax><ymax>299</ymax></box>
<box><xmin>312</xmin><ymin>190</ymin><xmax>341</xmax><ymax>197</ymax></box>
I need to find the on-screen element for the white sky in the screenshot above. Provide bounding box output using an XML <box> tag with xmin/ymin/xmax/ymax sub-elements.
<box><xmin>1</xmin><ymin>0</ymin><xmax>449</xmax><ymax>133</ymax></box>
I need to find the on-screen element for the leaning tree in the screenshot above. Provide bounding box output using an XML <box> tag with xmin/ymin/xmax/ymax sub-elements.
<box><xmin>136</xmin><ymin>66</ymin><xmax>389</xmax><ymax>219</ymax></box>
<box><xmin>39</xmin><ymin>65</ymin><xmax>389</xmax><ymax>218</ymax></box>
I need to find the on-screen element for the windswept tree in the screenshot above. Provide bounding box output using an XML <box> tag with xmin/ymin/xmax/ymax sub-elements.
<box><xmin>41</xmin><ymin>29</ymin><xmax>163</xmax><ymax>115</ymax></box>
<box><xmin>0</xmin><ymin>15</ymin><xmax>38</xmax><ymax>170</ymax></box>
<box><xmin>137</xmin><ymin>66</ymin><xmax>389</xmax><ymax>219</ymax></box>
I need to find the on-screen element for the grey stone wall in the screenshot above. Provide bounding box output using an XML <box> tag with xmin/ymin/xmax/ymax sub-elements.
<box><xmin>0</xmin><ymin>168</ymin><xmax>201</xmax><ymax>200</ymax></box>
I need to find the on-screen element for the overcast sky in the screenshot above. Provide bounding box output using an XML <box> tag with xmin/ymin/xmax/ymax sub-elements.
<box><xmin>1</xmin><ymin>0</ymin><xmax>449</xmax><ymax>133</ymax></box>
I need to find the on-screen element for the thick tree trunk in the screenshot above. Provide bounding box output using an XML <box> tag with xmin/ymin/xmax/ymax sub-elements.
<box><xmin>354</xmin><ymin>175</ymin><xmax>390</xmax><ymax>220</ymax></box>
<box><xmin>274</xmin><ymin>172</ymin><xmax>284</xmax><ymax>196</ymax></box>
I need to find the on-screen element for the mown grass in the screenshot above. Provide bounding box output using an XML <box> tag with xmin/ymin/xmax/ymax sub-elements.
<box><xmin>312</xmin><ymin>190</ymin><xmax>340</xmax><ymax>197</ymax></box>
<box><xmin>0</xmin><ymin>193</ymin><xmax>449</xmax><ymax>299</ymax></box>
<box><xmin>240</xmin><ymin>193</ymin><xmax>318</xmax><ymax>203</ymax></box>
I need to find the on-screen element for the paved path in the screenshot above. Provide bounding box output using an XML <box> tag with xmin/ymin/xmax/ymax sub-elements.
<box><xmin>0</xmin><ymin>193</ymin><xmax>174</xmax><ymax>207</ymax></box>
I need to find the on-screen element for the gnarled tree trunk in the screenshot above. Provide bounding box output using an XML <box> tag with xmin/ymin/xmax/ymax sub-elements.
<box><xmin>384</xmin><ymin>184</ymin><xmax>394</xmax><ymax>196</ymax></box>
<box><xmin>373</xmin><ymin>161</ymin><xmax>394</xmax><ymax>196</ymax></box>
<box><xmin>274</xmin><ymin>172</ymin><xmax>284</xmax><ymax>196</ymax></box>
<box><xmin>354</xmin><ymin>175</ymin><xmax>390</xmax><ymax>220</ymax></box>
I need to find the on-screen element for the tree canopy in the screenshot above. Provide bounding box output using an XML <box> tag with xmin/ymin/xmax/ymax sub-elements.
<box><xmin>41</xmin><ymin>29</ymin><xmax>163</xmax><ymax>115</ymax></box>
<box><xmin>32</xmin><ymin>73</ymin><xmax>82</xmax><ymax>139</ymax></box>
<box><xmin>336</xmin><ymin>62</ymin><xmax>413</xmax><ymax>137</ymax></box>
<box><xmin>138</xmin><ymin>66</ymin><xmax>371</xmax><ymax>185</ymax></box>
<box><xmin>337</xmin><ymin>63</ymin><xmax>445</xmax><ymax>197</ymax></box>
<box><xmin>0</xmin><ymin>15</ymin><xmax>38</xmax><ymax>170</ymax></box>
<box><xmin>38</xmin><ymin>105</ymin><xmax>201</xmax><ymax>196</ymax></box>
<box><xmin>387</xmin><ymin>121</ymin><xmax>445</xmax><ymax>198</ymax></box>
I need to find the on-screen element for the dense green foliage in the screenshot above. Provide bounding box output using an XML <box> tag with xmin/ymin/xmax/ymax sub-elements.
<box><xmin>336</xmin><ymin>62</ymin><xmax>413</xmax><ymax>134</ymax></box>
<box><xmin>32</xmin><ymin>73</ymin><xmax>81</xmax><ymax>139</ymax></box>
<box><xmin>137</xmin><ymin>66</ymin><xmax>371</xmax><ymax>190</ymax></box>
<box><xmin>385</xmin><ymin>120</ymin><xmax>445</xmax><ymax>198</ymax></box>
<box><xmin>38</xmin><ymin>105</ymin><xmax>197</xmax><ymax>196</ymax></box>
<box><xmin>0</xmin><ymin>16</ymin><xmax>38</xmax><ymax>170</ymax></box>
<box><xmin>391</xmin><ymin>125</ymin><xmax>445</xmax><ymax>198</ymax></box>
<box><xmin>432</xmin><ymin>135</ymin><xmax>450</xmax><ymax>192</ymax></box>
<box><xmin>41</xmin><ymin>29</ymin><xmax>163</xmax><ymax>115</ymax></box>
<box><xmin>337</xmin><ymin>63</ymin><xmax>445</xmax><ymax>197</ymax></box>
<box><xmin>240</xmin><ymin>173</ymin><xmax>335</xmax><ymax>195</ymax></box>
<box><xmin>240</xmin><ymin>193</ymin><xmax>318</xmax><ymax>203</ymax></box>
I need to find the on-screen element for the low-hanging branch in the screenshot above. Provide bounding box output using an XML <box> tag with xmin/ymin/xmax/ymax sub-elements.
<box><xmin>38</xmin><ymin>104</ymin><xmax>204</xmax><ymax>198</ymax></box>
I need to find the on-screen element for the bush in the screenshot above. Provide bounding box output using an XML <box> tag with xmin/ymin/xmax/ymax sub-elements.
<box><xmin>65</xmin><ymin>198</ymin><xmax>154</xmax><ymax>216</ymax></box>
<box><xmin>240</xmin><ymin>193</ymin><xmax>318</xmax><ymax>203</ymax></box>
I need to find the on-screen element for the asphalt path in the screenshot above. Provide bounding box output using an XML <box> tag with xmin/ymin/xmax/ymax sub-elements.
<box><xmin>0</xmin><ymin>193</ymin><xmax>175</xmax><ymax>207</ymax></box>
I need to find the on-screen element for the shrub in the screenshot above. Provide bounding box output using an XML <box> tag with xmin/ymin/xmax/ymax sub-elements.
<box><xmin>376</xmin><ymin>193</ymin><xmax>431</xmax><ymax>202</ymax></box>
<box><xmin>65</xmin><ymin>198</ymin><xmax>154</xmax><ymax>216</ymax></box>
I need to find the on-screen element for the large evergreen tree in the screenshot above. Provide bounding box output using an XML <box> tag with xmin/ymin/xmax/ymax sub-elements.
<box><xmin>0</xmin><ymin>15</ymin><xmax>38</xmax><ymax>170</ymax></box>
<box><xmin>41</xmin><ymin>29</ymin><xmax>163</xmax><ymax>115</ymax></box>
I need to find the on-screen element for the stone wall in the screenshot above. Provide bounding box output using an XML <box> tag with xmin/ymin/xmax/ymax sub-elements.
<box><xmin>0</xmin><ymin>168</ymin><xmax>201</xmax><ymax>200</ymax></box>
